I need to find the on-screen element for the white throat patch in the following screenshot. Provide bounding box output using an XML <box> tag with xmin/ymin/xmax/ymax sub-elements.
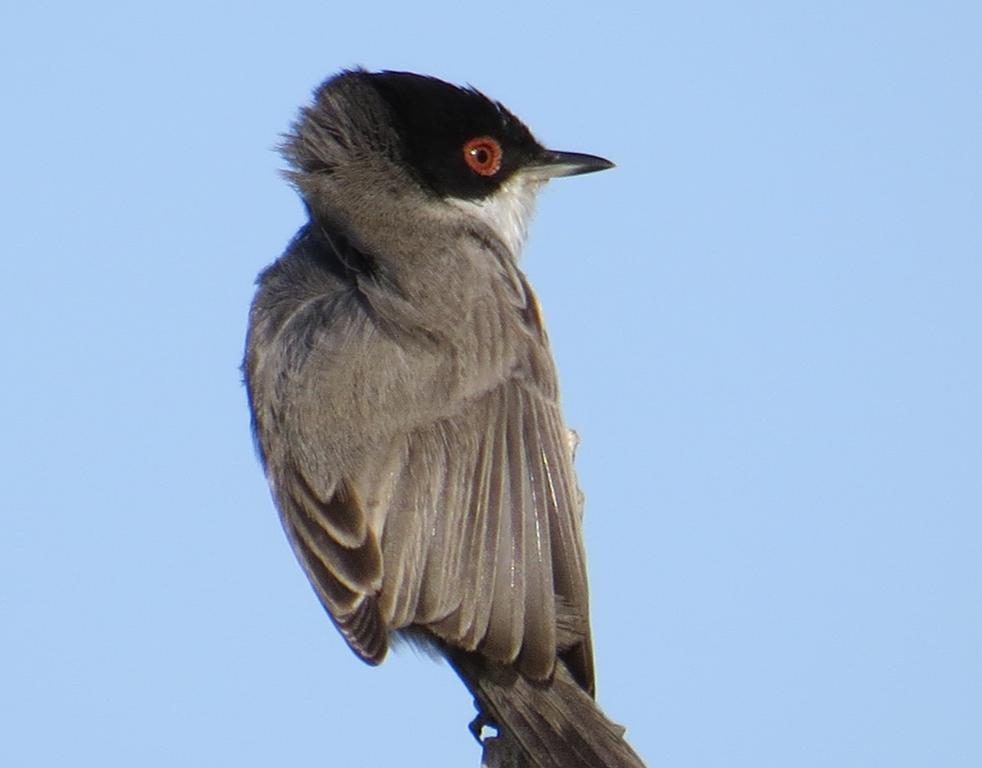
<box><xmin>447</xmin><ymin>173</ymin><xmax>544</xmax><ymax>260</ymax></box>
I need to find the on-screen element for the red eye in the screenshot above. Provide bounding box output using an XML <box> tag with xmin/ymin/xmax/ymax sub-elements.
<box><xmin>463</xmin><ymin>136</ymin><xmax>502</xmax><ymax>176</ymax></box>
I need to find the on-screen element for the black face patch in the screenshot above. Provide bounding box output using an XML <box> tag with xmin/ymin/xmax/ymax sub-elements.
<box><xmin>366</xmin><ymin>71</ymin><xmax>544</xmax><ymax>200</ymax></box>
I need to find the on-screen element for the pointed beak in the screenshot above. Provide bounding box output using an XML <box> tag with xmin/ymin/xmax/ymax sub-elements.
<box><xmin>522</xmin><ymin>149</ymin><xmax>615</xmax><ymax>181</ymax></box>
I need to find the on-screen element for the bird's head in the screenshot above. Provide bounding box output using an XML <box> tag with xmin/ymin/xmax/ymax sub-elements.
<box><xmin>282</xmin><ymin>69</ymin><xmax>613</xmax><ymax>257</ymax></box>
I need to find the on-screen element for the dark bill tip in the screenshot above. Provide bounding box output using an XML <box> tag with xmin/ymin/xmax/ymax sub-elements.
<box><xmin>524</xmin><ymin>149</ymin><xmax>616</xmax><ymax>180</ymax></box>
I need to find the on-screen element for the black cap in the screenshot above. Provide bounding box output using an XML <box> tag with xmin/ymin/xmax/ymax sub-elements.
<box><xmin>365</xmin><ymin>71</ymin><xmax>613</xmax><ymax>199</ymax></box>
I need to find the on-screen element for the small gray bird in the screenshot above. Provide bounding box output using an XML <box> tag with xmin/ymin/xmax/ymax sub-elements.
<box><xmin>244</xmin><ymin>69</ymin><xmax>644</xmax><ymax>768</ymax></box>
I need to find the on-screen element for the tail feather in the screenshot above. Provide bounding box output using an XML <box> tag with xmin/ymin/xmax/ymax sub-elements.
<box><xmin>449</xmin><ymin>652</ymin><xmax>646</xmax><ymax>768</ymax></box>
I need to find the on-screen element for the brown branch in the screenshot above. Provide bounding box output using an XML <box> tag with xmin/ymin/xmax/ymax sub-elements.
<box><xmin>481</xmin><ymin>731</ymin><xmax>529</xmax><ymax>768</ymax></box>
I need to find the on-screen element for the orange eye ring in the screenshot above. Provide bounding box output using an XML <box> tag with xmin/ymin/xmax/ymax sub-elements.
<box><xmin>463</xmin><ymin>136</ymin><xmax>502</xmax><ymax>176</ymax></box>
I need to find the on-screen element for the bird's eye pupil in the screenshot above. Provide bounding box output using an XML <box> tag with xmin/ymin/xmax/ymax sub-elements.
<box><xmin>463</xmin><ymin>136</ymin><xmax>502</xmax><ymax>177</ymax></box>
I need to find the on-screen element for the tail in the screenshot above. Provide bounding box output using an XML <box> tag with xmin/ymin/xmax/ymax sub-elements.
<box><xmin>448</xmin><ymin>652</ymin><xmax>647</xmax><ymax>768</ymax></box>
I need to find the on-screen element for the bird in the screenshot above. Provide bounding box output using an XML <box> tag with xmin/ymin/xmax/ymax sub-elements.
<box><xmin>243</xmin><ymin>69</ymin><xmax>645</xmax><ymax>768</ymax></box>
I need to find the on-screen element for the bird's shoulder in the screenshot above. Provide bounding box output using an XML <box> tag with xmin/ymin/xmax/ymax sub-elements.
<box><xmin>250</xmin><ymin>223</ymin><xmax>369</xmax><ymax>322</ymax></box>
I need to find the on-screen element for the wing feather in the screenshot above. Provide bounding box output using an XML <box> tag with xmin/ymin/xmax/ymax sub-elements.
<box><xmin>377</xmin><ymin>443</ymin><xmax>429</xmax><ymax>628</ymax></box>
<box><xmin>444</xmin><ymin>409</ymin><xmax>497</xmax><ymax>646</ymax></box>
<box><xmin>481</xmin><ymin>381</ymin><xmax>525</xmax><ymax>664</ymax></box>
<box><xmin>265</xmin><ymin>332</ymin><xmax>590</xmax><ymax>686</ymax></box>
<box><xmin>375</xmin><ymin>377</ymin><xmax>589</xmax><ymax>685</ymax></box>
<box><xmin>291</xmin><ymin>471</ymin><xmax>368</xmax><ymax>548</ymax></box>
<box><xmin>282</xmin><ymin>505</ymin><xmax>387</xmax><ymax>664</ymax></box>
<box><xmin>518</xmin><ymin>388</ymin><xmax>557</xmax><ymax>679</ymax></box>
<box><xmin>285</xmin><ymin>478</ymin><xmax>381</xmax><ymax>593</ymax></box>
<box><xmin>540</xmin><ymin>408</ymin><xmax>594</xmax><ymax>693</ymax></box>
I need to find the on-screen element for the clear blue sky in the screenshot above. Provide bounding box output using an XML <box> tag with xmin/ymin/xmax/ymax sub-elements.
<box><xmin>2</xmin><ymin>2</ymin><xmax>980</xmax><ymax>766</ymax></box>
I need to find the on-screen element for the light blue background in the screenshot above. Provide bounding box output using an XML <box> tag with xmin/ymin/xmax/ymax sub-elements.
<box><xmin>3</xmin><ymin>2</ymin><xmax>979</xmax><ymax>766</ymax></box>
